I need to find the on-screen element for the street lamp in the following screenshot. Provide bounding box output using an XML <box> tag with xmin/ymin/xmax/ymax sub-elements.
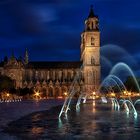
<box><xmin>34</xmin><ymin>91</ymin><xmax>41</xmax><ymax>100</ymax></box>
<box><xmin>35</xmin><ymin>92</ymin><xmax>40</xmax><ymax>96</ymax></box>
<box><xmin>93</xmin><ymin>92</ymin><xmax>96</xmax><ymax>96</ymax></box>
<box><xmin>128</xmin><ymin>92</ymin><xmax>131</xmax><ymax>96</ymax></box>
<box><xmin>123</xmin><ymin>91</ymin><xmax>126</xmax><ymax>94</ymax></box>
<box><xmin>111</xmin><ymin>93</ymin><xmax>115</xmax><ymax>97</ymax></box>
<box><xmin>6</xmin><ymin>93</ymin><xmax>10</xmax><ymax>97</ymax></box>
<box><xmin>64</xmin><ymin>92</ymin><xmax>68</xmax><ymax>96</ymax></box>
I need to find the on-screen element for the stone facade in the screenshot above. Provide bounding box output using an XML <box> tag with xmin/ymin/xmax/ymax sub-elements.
<box><xmin>0</xmin><ymin>7</ymin><xmax>100</xmax><ymax>97</ymax></box>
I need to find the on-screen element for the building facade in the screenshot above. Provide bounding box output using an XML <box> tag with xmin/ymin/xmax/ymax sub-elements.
<box><xmin>0</xmin><ymin>7</ymin><xmax>100</xmax><ymax>97</ymax></box>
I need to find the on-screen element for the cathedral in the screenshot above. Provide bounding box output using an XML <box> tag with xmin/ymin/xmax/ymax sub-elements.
<box><xmin>0</xmin><ymin>6</ymin><xmax>100</xmax><ymax>98</ymax></box>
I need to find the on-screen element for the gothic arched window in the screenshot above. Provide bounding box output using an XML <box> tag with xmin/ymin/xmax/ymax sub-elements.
<box><xmin>91</xmin><ymin>37</ymin><xmax>95</xmax><ymax>45</ymax></box>
<box><xmin>92</xmin><ymin>22</ymin><xmax>94</xmax><ymax>29</ymax></box>
<box><xmin>48</xmin><ymin>87</ymin><xmax>54</xmax><ymax>97</ymax></box>
<box><xmin>91</xmin><ymin>56</ymin><xmax>95</xmax><ymax>65</ymax></box>
<box><xmin>86</xmin><ymin>21</ymin><xmax>90</xmax><ymax>30</ymax></box>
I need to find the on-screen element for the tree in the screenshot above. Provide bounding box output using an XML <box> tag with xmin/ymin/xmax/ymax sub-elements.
<box><xmin>0</xmin><ymin>75</ymin><xmax>14</xmax><ymax>91</ymax></box>
<box><xmin>19</xmin><ymin>87</ymin><xmax>34</xmax><ymax>96</ymax></box>
<box><xmin>4</xmin><ymin>56</ymin><xmax>8</xmax><ymax>63</ymax></box>
<box><xmin>124</xmin><ymin>76</ymin><xmax>139</xmax><ymax>92</ymax></box>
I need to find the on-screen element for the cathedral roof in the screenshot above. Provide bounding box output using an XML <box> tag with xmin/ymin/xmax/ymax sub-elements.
<box><xmin>27</xmin><ymin>61</ymin><xmax>82</xmax><ymax>69</ymax></box>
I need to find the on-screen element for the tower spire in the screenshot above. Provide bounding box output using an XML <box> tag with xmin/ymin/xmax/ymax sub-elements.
<box><xmin>25</xmin><ymin>48</ymin><xmax>29</xmax><ymax>64</ymax></box>
<box><xmin>88</xmin><ymin>5</ymin><xmax>94</xmax><ymax>18</ymax></box>
<box><xmin>11</xmin><ymin>50</ymin><xmax>15</xmax><ymax>59</ymax></box>
<box><xmin>85</xmin><ymin>5</ymin><xmax>99</xmax><ymax>31</ymax></box>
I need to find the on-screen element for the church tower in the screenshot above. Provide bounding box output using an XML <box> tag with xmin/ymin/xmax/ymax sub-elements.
<box><xmin>81</xmin><ymin>6</ymin><xmax>100</xmax><ymax>94</ymax></box>
<box><xmin>24</xmin><ymin>48</ymin><xmax>29</xmax><ymax>65</ymax></box>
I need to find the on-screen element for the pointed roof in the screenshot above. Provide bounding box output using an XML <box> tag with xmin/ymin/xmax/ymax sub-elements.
<box><xmin>10</xmin><ymin>50</ymin><xmax>17</xmax><ymax>62</ymax></box>
<box><xmin>88</xmin><ymin>5</ymin><xmax>94</xmax><ymax>18</ymax></box>
<box><xmin>11</xmin><ymin>50</ymin><xmax>15</xmax><ymax>59</ymax></box>
<box><xmin>25</xmin><ymin>48</ymin><xmax>28</xmax><ymax>55</ymax></box>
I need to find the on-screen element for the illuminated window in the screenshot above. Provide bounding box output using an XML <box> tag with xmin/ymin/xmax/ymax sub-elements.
<box><xmin>91</xmin><ymin>37</ymin><xmax>95</xmax><ymax>45</ymax></box>
<box><xmin>91</xmin><ymin>57</ymin><xmax>95</xmax><ymax>64</ymax></box>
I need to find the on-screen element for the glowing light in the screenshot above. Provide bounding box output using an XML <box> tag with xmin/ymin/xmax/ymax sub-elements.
<box><xmin>64</xmin><ymin>92</ymin><xmax>68</xmax><ymax>96</ymax></box>
<box><xmin>111</xmin><ymin>93</ymin><xmax>115</xmax><ymax>97</ymax></box>
<box><xmin>96</xmin><ymin>95</ymin><xmax>99</xmax><ymax>98</ymax></box>
<box><xmin>128</xmin><ymin>92</ymin><xmax>131</xmax><ymax>96</ymax></box>
<box><xmin>93</xmin><ymin>92</ymin><xmax>96</xmax><ymax>96</ymax></box>
<box><xmin>35</xmin><ymin>92</ymin><xmax>40</xmax><ymax>96</ymax></box>
<box><xmin>93</xmin><ymin>100</ymin><xmax>95</xmax><ymax>106</ymax></box>
<box><xmin>123</xmin><ymin>91</ymin><xmax>126</xmax><ymax>94</ymax></box>
<box><xmin>92</xmin><ymin>100</ymin><xmax>96</xmax><ymax>112</ymax></box>
<box><xmin>92</xmin><ymin>92</ymin><xmax>96</xmax><ymax>99</ymax></box>
<box><xmin>6</xmin><ymin>93</ymin><xmax>10</xmax><ymax>97</ymax></box>
<box><xmin>34</xmin><ymin>90</ymin><xmax>41</xmax><ymax>100</ymax></box>
<box><xmin>58</xmin><ymin>96</ymin><xmax>63</xmax><ymax>99</ymax></box>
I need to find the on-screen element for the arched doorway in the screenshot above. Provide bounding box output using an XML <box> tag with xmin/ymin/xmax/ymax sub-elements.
<box><xmin>42</xmin><ymin>88</ymin><xmax>47</xmax><ymax>98</ymax></box>
<box><xmin>55</xmin><ymin>87</ymin><xmax>60</xmax><ymax>98</ymax></box>
<box><xmin>48</xmin><ymin>87</ymin><xmax>54</xmax><ymax>98</ymax></box>
<box><xmin>61</xmin><ymin>86</ymin><xmax>67</xmax><ymax>97</ymax></box>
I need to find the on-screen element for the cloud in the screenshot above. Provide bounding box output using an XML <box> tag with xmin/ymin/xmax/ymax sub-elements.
<box><xmin>29</xmin><ymin>4</ymin><xmax>59</xmax><ymax>23</ymax></box>
<box><xmin>101</xmin><ymin>24</ymin><xmax>140</xmax><ymax>54</ymax></box>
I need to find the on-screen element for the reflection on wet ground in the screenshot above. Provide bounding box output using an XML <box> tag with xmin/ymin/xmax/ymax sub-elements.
<box><xmin>3</xmin><ymin>100</ymin><xmax>140</xmax><ymax>140</ymax></box>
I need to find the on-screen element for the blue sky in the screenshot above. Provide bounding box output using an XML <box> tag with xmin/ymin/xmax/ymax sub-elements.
<box><xmin>0</xmin><ymin>0</ymin><xmax>140</xmax><ymax>78</ymax></box>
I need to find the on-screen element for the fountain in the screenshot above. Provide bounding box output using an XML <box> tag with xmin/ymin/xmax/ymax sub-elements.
<box><xmin>59</xmin><ymin>61</ymin><xmax>140</xmax><ymax>120</ymax></box>
<box><xmin>134</xmin><ymin>99</ymin><xmax>140</xmax><ymax>106</ymax></box>
<box><xmin>109</xmin><ymin>62</ymin><xmax>140</xmax><ymax>92</ymax></box>
<box><xmin>122</xmin><ymin>100</ymin><xmax>138</xmax><ymax>118</ymax></box>
<box><xmin>59</xmin><ymin>65</ymin><xmax>83</xmax><ymax>118</ymax></box>
<box><xmin>101</xmin><ymin>96</ymin><xmax>108</xmax><ymax>103</ymax></box>
<box><xmin>76</xmin><ymin>92</ymin><xmax>84</xmax><ymax>110</ymax></box>
<box><xmin>111</xmin><ymin>98</ymin><xmax>120</xmax><ymax>110</ymax></box>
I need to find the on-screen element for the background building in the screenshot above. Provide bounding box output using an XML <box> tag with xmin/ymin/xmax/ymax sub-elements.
<box><xmin>0</xmin><ymin>6</ymin><xmax>100</xmax><ymax>98</ymax></box>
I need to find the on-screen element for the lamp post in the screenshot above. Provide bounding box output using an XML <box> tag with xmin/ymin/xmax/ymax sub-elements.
<box><xmin>92</xmin><ymin>91</ymin><xmax>96</xmax><ymax>99</ymax></box>
<box><xmin>93</xmin><ymin>92</ymin><xmax>96</xmax><ymax>96</ymax></box>
<box><xmin>6</xmin><ymin>93</ymin><xmax>10</xmax><ymax>97</ymax></box>
<box><xmin>64</xmin><ymin>92</ymin><xmax>68</xmax><ymax>98</ymax></box>
<box><xmin>111</xmin><ymin>92</ymin><xmax>115</xmax><ymax>97</ymax></box>
<box><xmin>34</xmin><ymin>91</ymin><xmax>40</xmax><ymax>100</ymax></box>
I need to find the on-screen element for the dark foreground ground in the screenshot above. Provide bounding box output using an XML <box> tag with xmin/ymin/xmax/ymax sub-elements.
<box><xmin>1</xmin><ymin>99</ymin><xmax>140</xmax><ymax>140</ymax></box>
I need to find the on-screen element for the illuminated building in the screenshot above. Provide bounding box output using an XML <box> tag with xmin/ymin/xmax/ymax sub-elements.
<box><xmin>0</xmin><ymin>6</ymin><xmax>100</xmax><ymax>98</ymax></box>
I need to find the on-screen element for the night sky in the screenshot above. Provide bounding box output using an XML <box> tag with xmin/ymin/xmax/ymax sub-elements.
<box><xmin>0</xmin><ymin>0</ymin><xmax>140</xmax><ymax>78</ymax></box>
